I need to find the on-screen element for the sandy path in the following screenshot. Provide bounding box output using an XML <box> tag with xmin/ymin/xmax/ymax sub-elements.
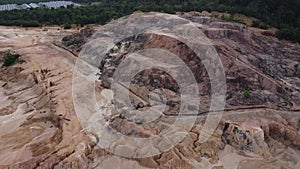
<box><xmin>0</xmin><ymin>26</ymin><xmax>83</xmax><ymax>167</ymax></box>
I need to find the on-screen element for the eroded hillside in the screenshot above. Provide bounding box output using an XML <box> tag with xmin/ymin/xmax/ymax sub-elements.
<box><xmin>0</xmin><ymin>12</ymin><xmax>300</xmax><ymax>169</ymax></box>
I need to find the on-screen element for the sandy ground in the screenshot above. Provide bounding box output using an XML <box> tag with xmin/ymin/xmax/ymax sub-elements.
<box><xmin>0</xmin><ymin>26</ymin><xmax>81</xmax><ymax>167</ymax></box>
<box><xmin>0</xmin><ymin>24</ymin><xmax>299</xmax><ymax>169</ymax></box>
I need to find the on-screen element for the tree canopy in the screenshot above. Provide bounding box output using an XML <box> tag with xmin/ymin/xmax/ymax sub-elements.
<box><xmin>0</xmin><ymin>0</ymin><xmax>299</xmax><ymax>43</ymax></box>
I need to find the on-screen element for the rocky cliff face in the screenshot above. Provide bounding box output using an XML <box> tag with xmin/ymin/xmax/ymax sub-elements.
<box><xmin>62</xmin><ymin>27</ymin><xmax>96</xmax><ymax>53</ymax></box>
<box><xmin>180</xmin><ymin>12</ymin><xmax>300</xmax><ymax>109</ymax></box>
<box><xmin>0</xmin><ymin>12</ymin><xmax>299</xmax><ymax>169</ymax></box>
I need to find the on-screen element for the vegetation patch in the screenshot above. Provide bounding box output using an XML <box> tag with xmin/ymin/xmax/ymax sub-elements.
<box><xmin>220</xmin><ymin>14</ymin><xmax>245</xmax><ymax>24</ymax></box>
<box><xmin>251</xmin><ymin>20</ymin><xmax>270</xmax><ymax>30</ymax></box>
<box><xmin>63</xmin><ymin>24</ymin><xmax>72</xmax><ymax>29</ymax></box>
<box><xmin>1</xmin><ymin>51</ymin><xmax>24</xmax><ymax>67</ymax></box>
<box><xmin>243</xmin><ymin>90</ymin><xmax>251</xmax><ymax>98</ymax></box>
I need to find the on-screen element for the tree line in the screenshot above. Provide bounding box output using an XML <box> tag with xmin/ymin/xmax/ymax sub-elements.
<box><xmin>0</xmin><ymin>0</ymin><xmax>99</xmax><ymax>5</ymax></box>
<box><xmin>0</xmin><ymin>0</ymin><xmax>299</xmax><ymax>43</ymax></box>
<box><xmin>0</xmin><ymin>0</ymin><xmax>58</xmax><ymax>5</ymax></box>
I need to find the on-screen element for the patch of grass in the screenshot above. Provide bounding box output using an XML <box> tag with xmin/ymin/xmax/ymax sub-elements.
<box><xmin>1</xmin><ymin>51</ymin><xmax>24</xmax><ymax>67</ymax></box>
<box><xmin>220</xmin><ymin>13</ymin><xmax>245</xmax><ymax>24</ymax></box>
<box><xmin>211</xmin><ymin>13</ymin><xmax>219</xmax><ymax>18</ymax></box>
<box><xmin>284</xmin><ymin>98</ymin><xmax>291</xmax><ymax>105</ymax></box>
<box><xmin>221</xmin><ymin>14</ymin><xmax>231</xmax><ymax>21</ymax></box>
<box><xmin>65</xmin><ymin>39</ymin><xmax>80</xmax><ymax>46</ymax></box>
<box><xmin>65</xmin><ymin>40</ymin><xmax>74</xmax><ymax>46</ymax></box>
<box><xmin>243</xmin><ymin>90</ymin><xmax>251</xmax><ymax>98</ymax></box>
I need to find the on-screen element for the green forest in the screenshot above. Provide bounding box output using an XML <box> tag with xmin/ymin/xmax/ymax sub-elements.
<box><xmin>0</xmin><ymin>0</ymin><xmax>87</xmax><ymax>5</ymax></box>
<box><xmin>0</xmin><ymin>0</ymin><xmax>55</xmax><ymax>5</ymax></box>
<box><xmin>0</xmin><ymin>0</ymin><xmax>299</xmax><ymax>43</ymax></box>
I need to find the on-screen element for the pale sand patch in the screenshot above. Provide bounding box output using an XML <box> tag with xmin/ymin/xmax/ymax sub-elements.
<box><xmin>219</xmin><ymin>145</ymin><xmax>263</xmax><ymax>169</ymax></box>
<box><xmin>0</xmin><ymin>84</ymin><xmax>11</xmax><ymax>109</ymax></box>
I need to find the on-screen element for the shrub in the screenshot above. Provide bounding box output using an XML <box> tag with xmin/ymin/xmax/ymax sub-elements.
<box><xmin>221</xmin><ymin>14</ymin><xmax>231</xmax><ymax>21</ymax></box>
<box><xmin>243</xmin><ymin>90</ymin><xmax>251</xmax><ymax>98</ymax></box>
<box><xmin>284</xmin><ymin>98</ymin><xmax>291</xmax><ymax>105</ymax></box>
<box><xmin>276</xmin><ymin>26</ymin><xmax>300</xmax><ymax>43</ymax></box>
<box><xmin>2</xmin><ymin>51</ymin><xmax>23</xmax><ymax>67</ymax></box>
<box><xmin>64</xmin><ymin>24</ymin><xmax>72</xmax><ymax>29</ymax></box>
<box><xmin>211</xmin><ymin>13</ymin><xmax>219</xmax><ymax>18</ymax></box>
<box><xmin>65</xmin><ymin>40</ymin><xmax>74</xmax><ymax>46</ymax></box>
<box><xmin>258</xmin><ymin>23</ymin><xmax>269</xmax><ymax>30</ymax></box>
<box><xmin>251</xmin><ymin>20</ymin><xmax>260</xmax><ymax>27</ymax></box>
<box><xmin>251</xmin><ymin>20</ymin><xmax>269</xmax><ymax>29</ymax></box>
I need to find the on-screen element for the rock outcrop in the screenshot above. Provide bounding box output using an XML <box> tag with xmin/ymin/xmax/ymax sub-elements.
<box><xmin>62</xmin><ymin>27</ymin><xmax>96</xmax><ymax>53</ymax></box>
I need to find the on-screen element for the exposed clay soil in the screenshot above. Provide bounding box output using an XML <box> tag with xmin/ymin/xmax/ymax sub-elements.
<box><xmin>0</xmin><ymin>12</ymin><xmax>300</xmax><ymax>169</ymax></box>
